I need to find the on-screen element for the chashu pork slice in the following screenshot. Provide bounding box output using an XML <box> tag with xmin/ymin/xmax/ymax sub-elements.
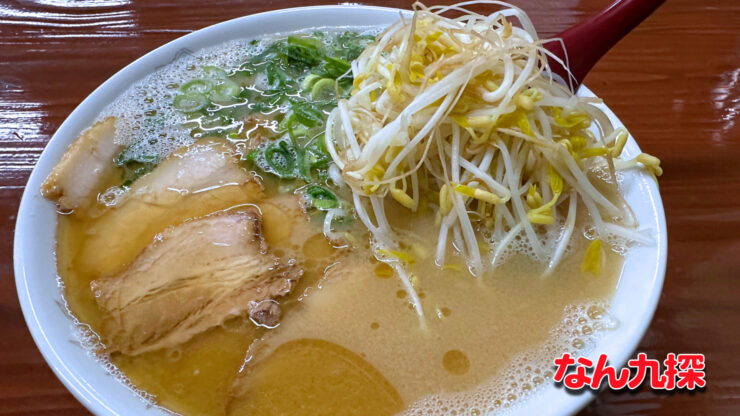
<box><xmin>91</xmin><ymin>209</ymin><xmax>301</xmax><ymax>355</ymax></box>
<box><xmin>42</xmin><ymin>117</ymin><xmax>123</xmax><ymax>211</ymax></box>
<box><xmin>79</xmin><ymin>140</ymin><xmax>263</xmax><ymax>276</ymax></box>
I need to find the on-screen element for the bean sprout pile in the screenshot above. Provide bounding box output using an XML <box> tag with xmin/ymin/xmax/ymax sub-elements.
<box><xmin>324</xmin><ymin>1</ymin><xmax>662</xmax><ymax>319</ymax></box>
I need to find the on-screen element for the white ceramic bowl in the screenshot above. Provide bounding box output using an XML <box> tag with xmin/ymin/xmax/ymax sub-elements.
<box><xmin>14</xmin><ymin>5</ymin><xmax>667</xmax><ymax>416</ymax></box>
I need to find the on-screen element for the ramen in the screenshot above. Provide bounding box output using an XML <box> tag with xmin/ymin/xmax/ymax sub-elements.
<box><xmin>42</xmin><ymin>3</ymin><xmax>660</xmax><ymax>415</ymax></box>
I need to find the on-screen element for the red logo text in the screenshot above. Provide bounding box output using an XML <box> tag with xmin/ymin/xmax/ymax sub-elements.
<box><xmin>553</xmin><ymin>353</ymin><xmax>706</xmax><ymax>390</ymax></box>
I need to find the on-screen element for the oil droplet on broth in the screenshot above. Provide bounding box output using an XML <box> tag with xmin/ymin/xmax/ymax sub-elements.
<box><xmin>396</xmin><ymin>289</ymin><xmax>407</xmax><ymax>299</ymax></box>
<box><xmin>165</xmin><ymin>348</ymin><xmax>182</xmax><ymax>362</ymax></box>
<box><xmin>371</xmin><ymin>322</ymin><xmax>380</xmax><ymax>330</ymax></box>
<box><xmin>374</xmin><ymin>262</ymin><xmax>394</xmax><ymax>279</ymax></box>
<box><xmin>303</xmin><ymin>233</ymin><xmax>336</xmax><ymax>259</ymax></box>
<box><xmin>442</xmin><ymin>350</ymin><xmax>470</xmax><ymax>376</ymax></box>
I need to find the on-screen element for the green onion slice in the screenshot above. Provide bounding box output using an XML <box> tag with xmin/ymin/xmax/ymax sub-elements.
<box><xmin>264</xmin><ymin>141</ymin><xmax>297</xmax><ymax>179</ymax></box>
<box><xmin>202</xmin><ymin>66</ymin><xmax>227</xmax><ymax>79</ymax></box>
<box><xmin>305</xmin><ymin>185</ymin><xmax>339</xmax><ymax>210</ymax></box>
<box><xmin>173</xmin><ymin>93</ymin><xmax>208</xmax><ymax>112</ymax></box>
<box><xmin>302</xmin><ymin>74</ymin><xmax>323</xmax><ymax>90</ymax></box>
<box><xmin>311</xmin><ymin>78</ymin><xmax>335</xmax><ymax>101</ymax></box>
<box><xmin>209</xmin><ymin>79</ymin><xmax>241</xmax><ymax>104</ymax></box>
<box><xmin>180</xmin><ymin>79</ymin><xmax>213</xmax><ymax>95</ymax></box>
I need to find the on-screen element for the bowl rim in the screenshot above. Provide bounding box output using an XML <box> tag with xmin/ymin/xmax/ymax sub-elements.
<box><xmin>14</xmin><ymin>4</ymin><xmax>667</xmax><ymax>416</ymax></box>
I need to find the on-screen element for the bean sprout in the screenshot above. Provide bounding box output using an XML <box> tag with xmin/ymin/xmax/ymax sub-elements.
<box><xmin>325</xmin><ymin>1</ymin><xmax>662</xmax><ymax>318</ymax></box>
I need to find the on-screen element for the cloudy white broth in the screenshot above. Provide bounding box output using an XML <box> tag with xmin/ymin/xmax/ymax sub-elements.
<box><xmin>43</xmin><ymin>3</ymin><xmax>663</xmax><ymax>415</ymax></box>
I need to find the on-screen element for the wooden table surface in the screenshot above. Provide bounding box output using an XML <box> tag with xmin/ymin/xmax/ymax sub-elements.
<box><xmin>1</xmin><ymin>0</ymin><xmax>738</xmax><ymax>414</ymax></box>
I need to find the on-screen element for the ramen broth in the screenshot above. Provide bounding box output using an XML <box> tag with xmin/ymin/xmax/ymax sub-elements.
<box><xmin>50</xmin><ymin>28</ymin><xmax>626</xmax><ymax>416</ymax></box>
<box><xmin>57</xmin><ymin>190</ymin><xmax>622</xmax><ymax>415</ymax></box>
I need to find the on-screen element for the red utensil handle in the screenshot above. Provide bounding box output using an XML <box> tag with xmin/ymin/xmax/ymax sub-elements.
<box><xmin>544</xmin><ymin>0</ymin><xmax>666</xmax><ymax>88</ymax></box>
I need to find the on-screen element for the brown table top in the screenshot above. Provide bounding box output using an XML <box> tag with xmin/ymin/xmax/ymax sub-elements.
<box><xmin>2</xmin><ymin>0</ymin><xmax>738</xmax><ymax>414</ymax></box>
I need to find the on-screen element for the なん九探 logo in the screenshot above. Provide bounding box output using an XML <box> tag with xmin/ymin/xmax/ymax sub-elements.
<box><xmin>553</xmin><ymin>352</ymin><xmax>706</xmax><ymax>390</ymax></box>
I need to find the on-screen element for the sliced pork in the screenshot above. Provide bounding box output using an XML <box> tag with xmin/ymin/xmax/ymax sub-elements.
<box><xmin>42</xmin><ymin>117</ymin><xmax>122</xmax><ymax>211</ymax></box>
<box><xmin>79</xmin><ymin>140</ymin><xmax>263</xmax><ymax>276</ymax></box>
<box><xmin>91</xmin><ymin>209</ymin><xmax>301</xmax><ymax>355</ymax></box>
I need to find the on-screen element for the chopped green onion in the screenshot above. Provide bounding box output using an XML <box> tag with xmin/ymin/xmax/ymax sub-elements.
<box><xmin>133</xmin><ymin>31</ymin><xmax>375</xmax><ymax>199</ymax></box>
<box><xmin>265</xmin><ymin>62</ymin><xmax>290</xmax><ymax>86</ymax></box>
<box><xmin>115</xmin><ymin>142</ymin><xmax>161</xmax><ymax>186</ymax></box>
<box><xmin>311</xmin><ymin>78</ymin><xmax>335</xmax><ymax>100</ymax></box>
<box><xmin>323</xmin><ymin>56</ymin><xmax>351</xmax><ymax>79</ymax></box>
<box><xmin>180</xmin><ymin>79</ymin><xmax>213</xmax><ymax>94</ymax></box>
<box><xmin>173</xmin><ymin>93</ymin><xmax>208</xmax><ymax>112</ymax></box>
<box><xmin>288</xmin><ymin>36</ymin><xmax>323</xmax><ymax>50</ymax></box>
<box><xmin>245</xmin><ymin>149</ymin><xmax>259</xmax><ymax>163</ymax></box>
<box><xmin>208</xmin><ymin>79</ymin><xmax>241</xmax><ymax>105</ymax></box>
<box><xmin>305</xmin><ymin>185</ymin><xmax>339</xmax><ymax>210</ymax></box>
<box><xmin>292</xmin><ymin>101</ymin><xmax>324</xmax><ymax>127</ymax></box>
<box><xmin>304</xmin><ymin>136</ymin><xmax>331</xmax><ymax>168</ymax></box>
<box><xmin>263</xmin><ymin>140</ymin><xmax>298</xmax><ymax>179</ymax></box>
<box><xmin>286</xmin><ymin>36</ymin><xmax>323</xmax><ymax>67</ymax></box>
<box><xmin>302</xmin><ymin>74</ymin><xmax>323</xmax><ymax>90</ymax></box>
<box><xmin>202</xmin><ymin>66</ymin><xmax>227</xmax><ymax>79</ymax></box>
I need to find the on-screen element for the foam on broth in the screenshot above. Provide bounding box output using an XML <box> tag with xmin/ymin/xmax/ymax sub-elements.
<box><xmin>53</xmin><ymin>27</ymin><xmax>626</xmax><ymax>416</ymax></box>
